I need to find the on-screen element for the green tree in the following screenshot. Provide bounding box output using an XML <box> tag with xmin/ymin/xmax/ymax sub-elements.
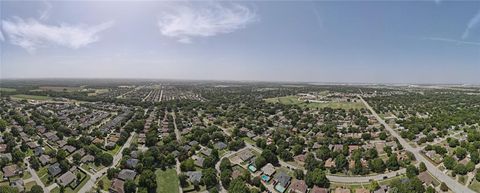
<box><xmin>124</xmin><ymin>179</ymin><xmax>137</xmax><ymax>193</ymax></box>
<box><xmin>305</xmin><ymin>168</ymin><xmax>330</xmax><ymax>188</ymax></box>
<box><xmin>138</xmin><ymin>170</ymin><xmax>157</xmax><ymax>193</ymax></box>
<box><xmin>228</xmin><ymin>179</ymin><xmax>250</xmax><ymax>193</ymax></box>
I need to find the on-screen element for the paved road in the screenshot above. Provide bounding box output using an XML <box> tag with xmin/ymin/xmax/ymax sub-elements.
<box><xmin>171</xmin><ymin>111</ymin><xmax>184</xmax><ymax>193</ymax></box>
<box><xmin>359</xmin><ymin>95</ymin><xmax>474</xmax><ymax>193</ymax></box>
<box><xmin>77</xmin><ymin>131</ymin><xmax>135</xmax><ymax>193</ymax></box>
<box><xmin>24</xmin><ymin>157</ymin><xmax>48</xmax><ymax>192</ymax></box>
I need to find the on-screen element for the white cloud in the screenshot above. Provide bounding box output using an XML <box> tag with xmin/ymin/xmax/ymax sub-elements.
<box><xmin>2</xmin><ymin>18</ymin><xmax>114</xmax><ymax>52</ymax></box>
<box><xmin>157</xmin><ymin>3</ymin><xmax>258</xmax><ymax>43</ymax></box>
<box><xmin>424</xmin><ymin>37</ymin><xmax>480</xmax><ymax>46</ymax></box>
<box><xmin>0</xmin><ymin>30</ymin><xmax>4</xmax><ymax>41</ymax></box>
<box><xmin>462</xmin><ymin>10</ymin><xmax>480</xmax><ymax>39</ymax></box>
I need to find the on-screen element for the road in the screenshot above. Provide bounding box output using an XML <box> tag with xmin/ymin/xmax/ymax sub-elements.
<box><xmin>24</xmin><ymin>157</ymin><xmax>48</xmax><ymax>192</ymax></box>
<box><xmin>77</xmin><ymin>131</ymin><xmax>136</xmax><ymax>193</ymax></box>
<box><xmin>171</xmin><ymin>111</ymin><xmax>184</xmax><ymax>193</ymax></box>
<box><xmin>359</xmin><ymin>95</ymin><xmax>474</xmax><ymax>193</ymax></box>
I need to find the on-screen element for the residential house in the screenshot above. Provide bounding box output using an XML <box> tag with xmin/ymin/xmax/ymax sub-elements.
<box><xmin>57</xmin><ymin>171</ymin><xmax>75</xmax><ymax>187</ymax></box>
<box><xmin>289</xmin><ymin>179</ymin><xmax>308</xmax><ymax>193</ymax></box>
<box><xmin>118</xmin><ymin>169</ymin><xmax>137</xmax><ymax>181</ymax></box>
<box><xmin>48</xmin><ymin>163</ymin><xmax>62</xmax><ymax>177</ymax></box>
<box><xmin>110</xmin><ymin>178</ymin><xmax>125</xmax><ymax>193</ymax></box>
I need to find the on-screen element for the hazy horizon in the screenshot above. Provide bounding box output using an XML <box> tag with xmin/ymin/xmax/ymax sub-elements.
<box><xmin>1</xmin><ymin>1</ymin><xmax>479</xmax><ymax>84</ymax></box>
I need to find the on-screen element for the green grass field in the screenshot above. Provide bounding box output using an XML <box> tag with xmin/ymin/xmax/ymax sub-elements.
<box><xmin>265</xmin><ymin>95</ymin><xmax>364</xmax><ymax>110</ymax></box>
<box><xmin>156</xmin><ymin>168</ymin><xmax>179</xmax><ymax>193</ymax></box>
<box><xmin>11</xmin><ymin>94</ymin><xmax>52</xmax><ymax>101</ymax></box>
<box><xmin>0</xmin><ymin>88</ymin><xmax>16</xmax><ymax>92</ymax></box>
<box><xmin>469</xmin><ymin>179</ymin><xmax>480</xmax><ymax>192</ymax></box>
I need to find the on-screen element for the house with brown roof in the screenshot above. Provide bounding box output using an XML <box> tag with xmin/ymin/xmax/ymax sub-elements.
<box><xmin>0</xmin><ymin>144</ymin><xmax>7</xmax><ymax>153</ymax></box>
<box><xmin>2</xmin><ymin>164</ymin><xmax>21</xmax><ymax>178</ymax></box>
<box><xmin>355</xmin><ymin>188</ymin><xmax>370</xmax><ymax>193</ymax></box>
<box><xmin>289</xmin><ymin>179</ymin><xmax>308</xmax><ymax>193</ymax></box>
<box><xmin>310</xmin><ymin>186</ymin><xmax>328</xmax><ymax>193</ymax></box>
<box><xmin>57</xmin><ymin>171</ymin><xmax>75</xmax><ymax>187</ymax></box>
<box><xmin>261</xmin><ymin>163</ymin><xmax>276</xmax><ymax>177</ymax></box>
<box><xmin>334</xmin><ymin>188</ymin><xmax>350</xmax><ymax>193</ymax></box>
<box><xmin>110</xmin><ymin>178</ymin><xmax>125</xmax><ymax>193</ymax></box>
<box><xmin>324</xmin><ymin>158</ymin><xmax>336</xmax><ymax>168</ymax></box>
<box><xmin>418</xmin><ymin>171</ymin><xmax>436</xmax><ymax>186</ymax></box>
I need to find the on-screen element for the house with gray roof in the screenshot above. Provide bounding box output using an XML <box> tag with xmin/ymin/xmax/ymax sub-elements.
<box><xmin>48</xmin><ymin>163</ymin><xmax>62</xmax><ymax>177</ymax></box>
<box><xmin>118</xmin><ymin>169</ymin><xmax>137</xmax><ymax>181</ymax></box>
<box><xmin>186</xmin><ymin>171</ymin><xmax>202</xmax><ymax>183</ymax></box>
<box><xmin>57</xmin><ymin>171</ymin><xmax>75</xmax><ymax>187</ymax></box>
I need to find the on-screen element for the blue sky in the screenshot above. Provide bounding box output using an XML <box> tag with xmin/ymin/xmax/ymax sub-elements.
<box><xmin>0</xmin><ymin>1</ymin><xmax>479</xmax><ymax>84</ymax></box>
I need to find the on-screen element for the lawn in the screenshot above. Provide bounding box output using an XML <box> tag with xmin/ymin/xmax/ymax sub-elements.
<box><xmin>156</xmin><ymin>168</ymin><xmax>179</xmax><ymax>193</ymax></box>
<box><xmin>265</xmin><ymin>96</ymin><xmax>364</xmax><ymax>110</ymax></box>
<box><xmin>22</xmin><ymin>170</ymin><xmax>32</xmax><ymax>180</ymax></box>
<box><xmin>469</xmin><ymin>179</ymin><xmax>480</xmax><ymax>192</ymax></box>
<box><xmin>0</xmin><ymin>88</ymin><xmax>16</xmax><ymax>92</ymax></box>
<box><xmin>108</xmin><ymin>145</ymin><xmax>121</xmax><ymax>155</ymax></box>
<box><xmin>25</xmin><ymin>181</ymin><xmax>37</xmax><ymax>191</ymax></box>
<box><xmin>98</xmin><ymin>175</ymin><xmax>112</xmax><ymax>191</ymax></box>
<box><xmin>11</xmin><ymin>94</ymin><xmax>52</xmax><ymax>101</ymax></box>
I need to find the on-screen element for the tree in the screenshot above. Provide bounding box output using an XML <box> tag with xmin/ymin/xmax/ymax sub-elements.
<box><xmin>443</xmin><ymin>156</ymin><xmax>456</xmax><ymax>170</ymax></box>
<box><xmin>454</xmin><ymin>164</ymin><xmax>468</xmax><ymax>175</ymax></box>
<box><xmin>406</xmin><ymin>165</ymin><xmax>418</xmax><ymax>178</ymax></box>
<box><xmin>294</xmin><ymin>169</ymin><xmax>304</xmax><ymax>180</ymax></box>
<box><xmin>426</xmin><ymin>186</ymin><xmax>435</xmax><ymax>193</ymax></box>
<box><xmin>179</xmin><ymin>174</ymin><xmax>188</xmax><ymax>187</ymax></box>
<box><xmin>386</xmin><ymin>154</ymin><xmax>399</xmax><ymax>171</ymax></box>
<box><xmin>369</xmin><ymin>158</ymin><xmax>385</xmax><ymax>173</ymax></box>
<box><xmin>28</xmin><ymin>185</ymin><xmax>43</xmax><ymax>193</ymax></box>
<box><xmin>228</xmin><ymin>179</ymin><xmax>250</xmax><ymax>193</ymax></box>
<box><xmin>260</xmin><ymin>149</ymin><xmax>278</xmax><ymax>165</ymax></box>
<box><xmin>124</xmin><ymin>179</ymin><xmax>137</xmax><ymax>193</ymax></box>
<box><xmin>180</xmin><ymin>159</ymin><xmax>195</xmax><ymax>171</ymax></box>
<box><xmin>107</xmin><ymin>168</ymin><xmax>120</xmax><ymax>179</ymax></box>
<box><xmin>335</xmin><ymin>154</ymin><xmax>348</xmax><ymax>172</ymax></box>
<box><xmin>369</xmin><ymin>180</ymin><xmax>380</xmax><ymax>191</ymax></box>
<box><xmin>30</xmin><ymin>157</ymin><xmax>40</xmax><ymax>170</ymax></box>
<box><xmin>138</xmin><ymin>170</ymin><xmax>157</xmax><ymax>193</ymax></box>
<box><xmin>202</xmin><ymin>168</ymin><xmax>218</xmax><ymax>188</ymax></box>
<box><xmin>455</xmin><ymin>147</ymin><xmax>467</xmax><ymax>160</ymax></box>
<box><xmin>471</xmin><ymin>151</ymin><xmax>480</xmax><ymax>164</ymax></box>
<box><xmin>476</xmin><ymin>170</ymin><xmax>480</xmax><ymax>182</ymax></box>
<box><xmin>419</xmin><ymin>162</ymin><xmax>427</xmax><ymax>172</ymax></box>
<box><xmin>305</xmin><ymin>168</ymin><xmax>329</xmax><ymax>188</ymax></box>
<box><xmin>440</xmin><ymin>182</ymin><xmax>449</xmax><ymax>192</ymax></box>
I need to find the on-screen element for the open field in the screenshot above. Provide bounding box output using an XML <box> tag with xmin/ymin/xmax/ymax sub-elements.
<box><xmin>156</xmin><ymin>168</ymin><xmax>179</xmax><ymax>193</ymax></box>
<box><xmin>36</xmin><ymin>86</ymin><xmax>83</xmax><ymax>92</ymax></box>
<box><xmin>0</xmin><ymin>87</ymin><xmax>16</xmax><ymax>92</ymax></box>
<box><xmin>469</xmin><ymin>179</ymin><xmax>480</xmax><ymax>192</ymax></box>
<box><xmin>265</xmin><ymin>95</ymin><xmax>364</xmax><ymax>109</ymax></box>
<box><xmin>11</xmin><ymin>94</ymin><xmax>52</xmax><ymax>101</ymax></box>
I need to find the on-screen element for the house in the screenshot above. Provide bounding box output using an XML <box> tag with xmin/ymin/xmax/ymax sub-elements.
<box><xmin>10</xmin><ymin>178</ymin><xmax>24</xmax><ymax>192</ymax></box>
<box><xmin>310</xmin><ymin>186</ymin><xmax>328</xmax><ymax>193</ymax></box>
<box><xmin>214</xmin><ymin>142</ymin><xmax>227</xmax><ymax>150</ymax></box>
<box><xmin>373</xmin><ymin>185</ymin><xmax>389</xmax><ymax>193</ymax></box>
<box><xmin>294</xmin><ymin>154</ymin><xmax>306</xmax><ymax>164</ymax></box>
<box><xmin>189</xmin><ymin>141</ymin><xmax>199</xmax><ymax>146</ymax></box>
<box><xmin>334</xmin><ymin>188</ymin><xmax>351</xmax><ymax>193</ymax></box>
<box><xmin>2</xmin><ymin>164</ymin><xmax>21</xmax><ymax>178</ymax></box>
<box><xmin>355</xmin><ymin>188</ymin><xmax>369</xmax><ymax>193</ymax></box>
<box><xmin>118</xmin><ymin>169</ymin><xmax>137</xmax><ymax>181</ymax></box>
<box><xmin>289</xmin><ymin>179</ymin><xmax>307</xmax><ymax>193</ymax></box>
<box><xmin>192</xmin><ymin>155</ymin><xmax>205</xmax><ymax>168</ymax></box>
<box><xmin>274</xmin><ymin>172</ymin><xmax>292</xmax><ymax>192</ymax></box>
<box><xmin>110</xmin><ymin>178</ymin><xmax>125</xmax><ymax>193</ymax></box>
<box><xmin>63</xmin><ymin>145</ymin><xmax>77</xmax><ymax>153</ymax></box>
<box><xmin>26</xmin><ymin>142</ymin><xmax>39</xmax><ymax>149</ymax></box>
<box><xmin>39</xmin><ymin>155</ymin><xmax>51</xmax><ymax>165</ymax></box>
<box><xmin>34</xmin><ymin>146</ymin><xmax>44</xmax><ymax>156</ymax></box>
<box><xmin>57</xmin><ymin>140</ymin><xmax>67</xmax><ymax>147</ymax></box>
<box><xmin>418</xmin><ymin>171</ymin><xmax>435</xmax><ymax>186</ymax></box>
<box><xmin>0</xmin><ymin>144</ymin><xmax>7</xmax><ymax>153</ymax></box>
<box><xmin>48</xmin><ymin>163</ymin><xmax>62</xmax><ymax>177</ymax></box>
<box><xmin>81</xmin><ymin>155</ymin><xmax>95</xmax><ymax>163</ymax></box>
<box><xmin>57</xmin><ymin>171</ymin><xmax>75</xmax><ymax>187</ymax></box>
<box><xmin>126</xmin><ymin>158</ymin><xmax>139</xmax><ymax>169</ymax></box>
<box><xmin>106</xmin><ymin>142</ymin><xmax>116</xmax><ymax>149</ymax></box>
<box><xmin>200</xmin><ymin>148</ymin><xmax>212</xmax><ymax>156</ymax></box>
<box><xmin>238</xmin><ymin>149</ymin><xmax>254</xmax><ymax>162</ymax></box>
<box><xmin>261</xmin><ymin>163</ymin><xmax>276</xmax><ymax>177</ymax></box>
<box><xmin>324</xmin><ymin>158</ymin><xmax>336</xmax><ymax>168</ymax></box>
<box><xmin>186</xmin><ymin>171</ymin><xmax>202</xmax><ymax>183</ymax></box>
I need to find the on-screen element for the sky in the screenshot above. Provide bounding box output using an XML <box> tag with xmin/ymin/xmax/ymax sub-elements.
<box><xmin>0</xmin><ymin>1</ymin><xmax>479</xmax><ymax>84</ymax></box>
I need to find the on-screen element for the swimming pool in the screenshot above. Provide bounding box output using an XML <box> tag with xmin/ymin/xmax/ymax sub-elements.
<box><xmin>261</xmin><ymin>174</ymin><xmax>270</xmax><ymax>182</ymax></box>
<box><xmin>248</xmin><ymin>164</ymin><xmax>257</xmax><ymax>172</ymax></box>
